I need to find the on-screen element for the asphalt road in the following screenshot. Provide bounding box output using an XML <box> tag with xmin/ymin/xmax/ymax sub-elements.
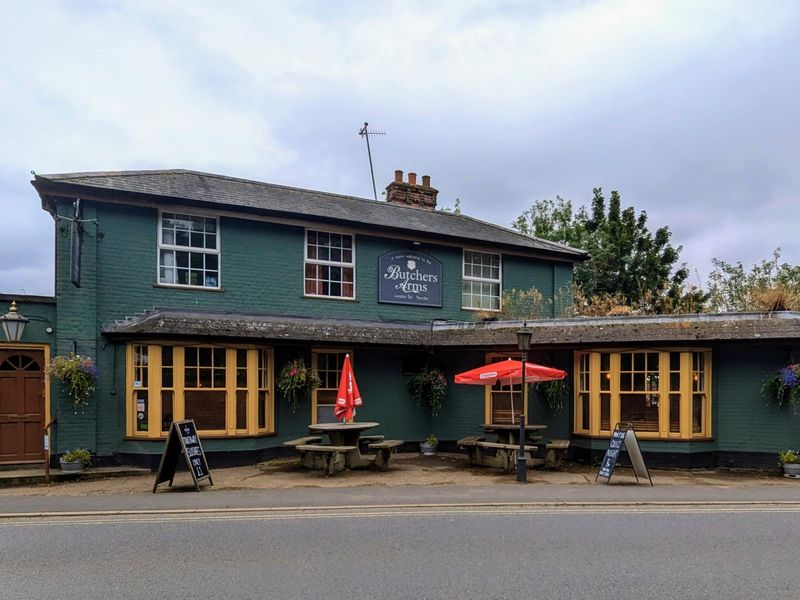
<box><xmin>2</xmin><ymin>505</ymin><xmax>798</xmax><ymax>599</ymax></box>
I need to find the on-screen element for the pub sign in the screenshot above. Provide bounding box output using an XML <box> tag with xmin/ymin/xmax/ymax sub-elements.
<box><xmin>378</xmin><ymin>251</ymin><xmax>443</xmax><ymax>307</ymax></box>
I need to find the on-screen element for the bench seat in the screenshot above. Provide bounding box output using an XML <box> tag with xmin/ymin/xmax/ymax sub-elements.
<box><xmin>368</xmin><ymin>439</ymin><xmax>403</xmax><ymax>450</ymax></box>
<box><xmin>296</xmin><ymin>444</ymin><xmax>357</xmax><ymax>453</ymax></box>
<box><xmin>546</xmin><ymin>439</ymin><xmax>570</xmax><ymax>450</ymax></box>
<box><xmin>282</xmin><ymin>436</ymin><xmax>322</xmax><ymax>448</ymax></box>
<box><xmin>476</xmin><ymin>441</ymin><xmax>539</xmax><ymax>452</ymax></box>
<box><xmin>369</xmin><ymin>439</ymin><xmax>404</xmax><ymax>470</ymax></box>
<box><xmin>457</xmin><ymin>435</ymin><xmax>486</xmax><ymax>446</ymax></box>
<box><xmin>545</xmin><ymin>439</ymin><xmax>570</xmax><ymax>469</ymax></box>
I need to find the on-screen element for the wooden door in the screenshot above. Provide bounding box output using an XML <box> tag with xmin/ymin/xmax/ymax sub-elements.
<box><xmin>0</xmin><ymin>350</ymin><xmax>45</xmax><ymax>463</ymax></box>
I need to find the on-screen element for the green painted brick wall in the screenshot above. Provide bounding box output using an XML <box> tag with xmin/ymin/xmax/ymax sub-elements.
<box><xmin>6</xmin><ymin>298</ymin><xmax>56</xmax><ymax>344</ymax></box>
<box><xmin>91</xmin><ymin>202</ymin><xmax>569</xmax><ymax>323</ymax></box>
<box><xmin>50</xmin><ymin>198</ymin><xmax>576</xmax><ymax>457</ymax></box>
<box><xmin>714</xmin><ymin>342</ymin><xmax>800</xmax><ymax>453</ymax></box>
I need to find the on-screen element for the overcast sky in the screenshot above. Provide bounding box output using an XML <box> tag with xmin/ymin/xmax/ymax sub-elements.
<box><xmin>1</xmin><ymin>0</ymin><xmax>798</xmax><ymax>297</ymax></box>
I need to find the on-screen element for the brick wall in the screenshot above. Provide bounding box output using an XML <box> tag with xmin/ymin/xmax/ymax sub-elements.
<box><xmin>49</xmin><ymin>199</ymin><xmax>574</xmax><ymax>457</ymax></box>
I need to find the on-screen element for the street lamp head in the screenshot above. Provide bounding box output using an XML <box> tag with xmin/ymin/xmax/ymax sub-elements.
<box><xmin>516</xmin><ymin>324</ymin><xmax>532</xmax><ymax>352</ymax></box>
<box><xmin>0</xmin><ymin>301</ymin><xmax>29</xmax><ymax>343</ymax></box>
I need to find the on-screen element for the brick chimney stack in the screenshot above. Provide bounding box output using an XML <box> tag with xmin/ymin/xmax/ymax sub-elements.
<box><xmin>385</xmin><ymin>170</ymin><xmax>438</xmax><ymax>211</ymax></box>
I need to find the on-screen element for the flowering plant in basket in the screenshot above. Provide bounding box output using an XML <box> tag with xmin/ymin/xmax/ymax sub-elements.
<box><xmin>277</xmin><ymin>358</ymin><xmax>321</xmax><ymax>413</ymax></box>
<box><xmin>49</xmin><ymin>353</ymin><xmax>97</xmax><ymax>413</ymax></box>
<box><xmin>760</xmin><ymin>363</ymin><xmax>800</xmax><ymax>412</ymax></box>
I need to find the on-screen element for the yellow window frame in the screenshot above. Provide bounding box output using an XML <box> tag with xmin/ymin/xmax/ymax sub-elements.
<box><xmin>310</xmin><ymin>348</ymin><xmax>352</xmax><ymax>425</ymax></box>
<box><xmin>573</xmin><ymin>348</ymin><xmax>712</xmax><ymax>440</ymax></box>
<box><xmin>126</xmin><ymin>343</ymin><xmax>274</xmax><ymax>439</ymax></box>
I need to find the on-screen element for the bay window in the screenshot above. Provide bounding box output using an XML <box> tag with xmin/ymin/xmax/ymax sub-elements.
<box><xmin>127</xmin><ymin>344</ymin><xmax>273</xmax><ymax>438</ymax></box>
<box><xmin>574</xmin><ymin>349</ymin><xmax>711</xmax><ymax>439</ymax></box>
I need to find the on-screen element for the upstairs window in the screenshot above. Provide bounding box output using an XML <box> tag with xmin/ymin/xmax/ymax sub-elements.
<box><xmin>462</xmin><ymin>250</ymin><xmax>501</xmax><ymax>310</ymax></box>
<box><xmin>304</xmin><ymin>230</ymin><xmax>355</xmax><ymax>299</ymax></box>
<box><xmin>158</xmin><ymin>212</ymin><xmax>220</xmax><ymax>289</ymax></box>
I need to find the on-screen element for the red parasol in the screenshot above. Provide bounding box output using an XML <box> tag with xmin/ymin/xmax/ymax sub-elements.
<box><xmin>454</xmin><ymin>358</ymin><xmax>566</xmax><ymax>386</ymax></box>
<box><xmin>334</xmin><ymin>354</ymin><xmax>362</xmax><ymax>423</ymax></box>
<box><xmin>455</xmin><ymin>358</ymin><xmax>566</xmax><ymax>423</ymax></box>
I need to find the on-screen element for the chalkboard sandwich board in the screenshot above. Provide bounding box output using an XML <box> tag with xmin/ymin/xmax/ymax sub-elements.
<box><xmin>595</xmin><ymin>423</ymin><xmax>653</xmax><ymax>486</ymax></box>
<box><xmin>153</xmin><ymin>420</ymin><xmax>213</xmax><ymax>493</ymax></box>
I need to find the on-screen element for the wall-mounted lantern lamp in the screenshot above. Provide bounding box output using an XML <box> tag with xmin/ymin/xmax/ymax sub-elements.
<box><xmin>0</xmin><ymin>301</ymin><xmax>29</xmax><ymax>343</ymax></box>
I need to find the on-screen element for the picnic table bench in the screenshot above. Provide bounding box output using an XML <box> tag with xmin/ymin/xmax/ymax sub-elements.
<box><xmin>295</xmin><ymin>444</ymin><xmax>358</xmax><ymax>476</ymax></box>
<box><xmin>459</xmin><ymin>432</ymin><xmax>546</xmax><ymax>472</ymax></box>
<box><xmin>368</xmin><ymin>439</ymin><xmax>403</xmax><ymax>470</ymax></box>
<box><xmin>282</xmin><ymin>436</ymin><xmax>322</xmax><ymax>448</ymax></box>
<box><xmin>358</xmin><ymin>434</ymin><xmax>384</xmax><ymax>453</ymax></box>
<box><xmin>544</xmin><ymin>439</ymin><xmax>570</xmax><ymax>470</ymax></box>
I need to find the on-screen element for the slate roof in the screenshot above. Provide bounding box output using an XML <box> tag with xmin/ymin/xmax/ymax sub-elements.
<box><xmin>102</xmin><ymin>309</ymin><xmax>800</xmax><ymax>347</ymax></box>
<box><xmin>32</xmin><ymin>169</ymin><xmax>586</xmax><ymax>260</ymax></box>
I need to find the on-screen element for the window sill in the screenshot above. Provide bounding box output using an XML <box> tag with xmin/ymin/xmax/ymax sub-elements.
<box><xmin>302</xmin><ymin>295</ymin><xmax>359</xmax><ymax>302</ymax></box>
<box><xmin>571</xmin><ymin>433</ymin><xmax>715</xmax><ymax>442</ymax></box>
<box><xmin>124</xmin><ymin>431</ymin><xmax>276</xmax><ymax>441</ymax></box>
<box><xmin>154</xmin><ymin>283</ymin><xmax>224</xmax><ymax>293</ymax></box>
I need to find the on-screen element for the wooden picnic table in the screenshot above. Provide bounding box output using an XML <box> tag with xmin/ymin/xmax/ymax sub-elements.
<box><xmin>305</xmin><ymin>421</ymin><xmax>380</xmax><ymax>470</ymax></box>
<box><xmin>482</xmin><ymin>423</ymin><xmax>547</xmax><ymax>447</ymax></box>
<box><xmin>455</xmin><ymin>423</ymin><xmax>548</xmax><ymax>473</ymax></box>
<box><xmin>286</xmin><ymin>421</ymin><xmax>401</xmax><ymax>474</ymax></box>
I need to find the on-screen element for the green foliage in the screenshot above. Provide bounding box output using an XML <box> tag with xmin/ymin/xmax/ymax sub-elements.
<box><xmin>277</xmin><ymin>358</ymin><xmax>321</xmax><ymax>413</ymax></box>
<box><xmin>475</xmin><ymin>287</ymin><xmax>547</xmax><ymax>321</ymax></box>
<box><xmin>536</xmin><ymin>379</ymin><xmax>566</xmax><ymax>414</ymax></box>
<box><xmin>425</xmin><ymin>433</ymin><xmax>439</xmax><ymax>446</ymax></box>
<box><xmin>514</xmin><ymin>189</ymin><xmax>703</xmax><ymax>314</ymax></box>
<box><xmin>61</xmin><ymin>448</ymin><xmax>92</xmax><ymax>465</ymax></box>
<box><xmin>706</xmin><ymin>248</ymin><xmax>800</xmax><ymax>312</ymax></box>
<box><xmin>49</xmin><ymin>353</ymin><xmax>97</xmax><ymax>414</ymax></box>
<box><xmin>408</xmin><ymin>368</ymin><xmax>448</xmax><ymax>417</ymax></box>
<box><xmin>779</xmin><ymin>450</ymin><xmax>799</xmax><ymax>465</ymax></box>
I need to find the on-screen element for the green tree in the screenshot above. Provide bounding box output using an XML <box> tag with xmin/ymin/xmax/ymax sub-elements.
<box><xmin>706</xmin><ymin>248</ymin><xmax>800</xmax><ymax>312</ymax></box>
<box><xmin>514</xmin><ymin>188</ymin><xmax>701</xmax><ymax>313</ymax></box>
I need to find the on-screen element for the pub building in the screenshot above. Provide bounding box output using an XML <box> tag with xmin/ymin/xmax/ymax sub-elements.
<box><xmin>0</xmin><ymin>168</ymin><xmax>798</xmax><ymax>470</ymax></box>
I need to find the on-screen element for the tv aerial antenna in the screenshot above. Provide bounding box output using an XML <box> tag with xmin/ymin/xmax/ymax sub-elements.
<box><xmin>358</xmin><ymin>122</ymin><xmax>385</xmax><ymax>201</ymax></box>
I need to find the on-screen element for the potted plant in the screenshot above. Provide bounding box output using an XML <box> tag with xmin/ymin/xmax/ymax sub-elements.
<box><xmin>408</xmin><ymin>368</ymin><xmax>448</xmax><ymax>417</ymax></box>
<box><xmin>59</xmin><ymin>448</ymin><xmax>92</xmax><ymax>473</ymax></box>
<box><xmin>277</xmin><ymin>357</ymin><xmax>321</xmax><ymax>413</ymax></box>
<box><xmin>420</xmin><ymin>433</ymin><xmax>438</xmax><ymax>456</ymax></box>
<box><xmin>49</xmin><ymin>353</ymin><xmax>98</xmax><ymax>414</ymax></box>
<box><xmin>779</xmin><ymin>449</ymin><xmax>800</xmax><ymax>478</ymax></box>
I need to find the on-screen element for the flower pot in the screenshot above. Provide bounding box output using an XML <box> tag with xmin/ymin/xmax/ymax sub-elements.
<box><xmin>420</xmin><ymin>442</ymin><xmax>438</xmax><ymax>456</ymax></box>
<box><xmin>59</xmin><ymin>459</ymin><xmax>86</xmax><ymax>473</ymax></box>
<box><xmin>783</xmin><ymin>463</ymin><xmax>800</xmax><ymax>478</ymax></box>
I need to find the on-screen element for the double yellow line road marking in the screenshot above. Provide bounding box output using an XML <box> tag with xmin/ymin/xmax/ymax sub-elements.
<box><xmin>2</xmin><ymin>501</ymin><xmax>800</xmax><ymax>526</ymax></box>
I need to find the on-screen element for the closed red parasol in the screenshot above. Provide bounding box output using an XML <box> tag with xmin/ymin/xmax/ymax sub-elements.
<box><xmin>334</xmin><ymin>354</ymin><xmax>362</xmax><ymax>423</ymax></box>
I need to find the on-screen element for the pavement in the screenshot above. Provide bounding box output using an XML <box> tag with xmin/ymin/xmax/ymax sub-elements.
<box><xmin>1</xmin><ymin>452</ymin><xmax>798</xmax><ymax>516</ymax></box>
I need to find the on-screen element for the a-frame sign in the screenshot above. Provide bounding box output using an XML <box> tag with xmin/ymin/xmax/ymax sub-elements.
<box><xmin>596</xmin><ymin>423</ymin><xmax>653</xmax><ymax>486</ymax></box>
<box><xmin>153</xmin><ymin>420</ymin><xmax>213</xmax><ymax>493</ymax></box>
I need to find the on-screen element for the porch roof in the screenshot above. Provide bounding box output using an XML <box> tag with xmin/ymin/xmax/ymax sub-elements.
<box><xmin>101</xmin><ymin>309</ymin><xmax>800</xmax><ymax>348</ymax></box>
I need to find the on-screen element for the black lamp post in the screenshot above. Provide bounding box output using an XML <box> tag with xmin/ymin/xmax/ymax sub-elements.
<box><xmin>0</xmin><ymin>301</ymin><xmax>28</xmax><ymax>343</ymax></box>
<box><xmin>515</xmin><ymin>322</ymin><xmax>533</xmax><ymax>483</ymax></box>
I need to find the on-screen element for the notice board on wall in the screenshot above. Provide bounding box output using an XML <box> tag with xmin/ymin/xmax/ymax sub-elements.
<box><xmin>596</xmin><ymin>423</ymin><xmax>653</xmax><ymax>486</ymax></box>
<box><xmin>152</xmin><ymin>420</ymin><xmax>213</xmax><ymax>493</ymax></box>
